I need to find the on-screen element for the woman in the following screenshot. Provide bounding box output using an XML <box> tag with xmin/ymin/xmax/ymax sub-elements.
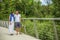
<box><xmin>9</xmin><ymin>12</ymin><xmax>15</xmax><ymax>35</ymax></box>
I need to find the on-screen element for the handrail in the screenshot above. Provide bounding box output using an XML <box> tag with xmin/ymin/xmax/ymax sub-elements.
<box><xmin>22</xmin><ymin>18</ymin><xmax>60</xmax><ymax>20</ymax></box>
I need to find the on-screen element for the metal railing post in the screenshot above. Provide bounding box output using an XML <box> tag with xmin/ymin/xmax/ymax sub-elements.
<box><xmin>53</xmin><ymin>20</ymin><xmax>59</xmax><ymax>40</ymax></box>
<box><xmin>23</xmin><ymin>19</ymin><xmax>27</xmax><ymax>34</ymax></box>
<box><xmin>33</xmin><ymin>19</ymin><xmax>39</xmax><ymax>39</ymax></box>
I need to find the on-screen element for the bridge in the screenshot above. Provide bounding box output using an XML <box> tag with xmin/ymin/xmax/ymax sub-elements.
<box><xmin>0</xmin><ymin>18</ymin><xmax>60</xmax><ymax>40</ymax></box>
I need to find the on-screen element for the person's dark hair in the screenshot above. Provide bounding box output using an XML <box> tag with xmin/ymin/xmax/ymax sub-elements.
<box><xmin>16</xmin><ymin>10</ymin><xmax>19</xmax><ymax>11</ymax></box>
<box><xmin>11</xmin><ymin>12</ymin><xmax>14</xmax><ymax>13</ymax></box>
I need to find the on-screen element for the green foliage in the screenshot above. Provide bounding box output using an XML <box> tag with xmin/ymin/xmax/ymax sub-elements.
<box><xmin>21</xmin><ymin>20</ymin><xmax>56</xmax><ymax>40</ymax></box>
<box><xmin>0</xmin><ymin>0</ymin><xmax>57</xmax><ymax>20</ymax></box>
<box><xmin>36</xmin><ymin>21</ymin><xmax>54</xmax><ymax>40</ymax></box>
<box><xmin>52</xmin><ymin>0</ymin><xmax>60</xmax><ymax>17</ymax></box>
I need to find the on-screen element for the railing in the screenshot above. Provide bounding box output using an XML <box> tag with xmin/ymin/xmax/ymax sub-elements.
<box><xmin>0</xmin><ymin>20</ymin><xmax>9</xmax><ymax>28</ymax></box>
<box><xmin>0</xmin><ymin>18</ymin><xmax>60</xmax><ymax>40</ymax></box>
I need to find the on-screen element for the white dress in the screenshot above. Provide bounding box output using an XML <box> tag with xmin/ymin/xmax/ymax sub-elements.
<box><xmin>9</xmin><ymin>17</ymin><xmax>14</xmax><ymax>34</ymax></box>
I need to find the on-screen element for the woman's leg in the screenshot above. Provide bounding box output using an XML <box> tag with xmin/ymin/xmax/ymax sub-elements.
<box><xmin>9</xmin><ymin>22</ymin><xmax>14</xmax><ymax>35</ymax></box>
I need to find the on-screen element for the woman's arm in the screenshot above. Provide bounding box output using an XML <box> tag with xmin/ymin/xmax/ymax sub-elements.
<box><xmin>9</xmin><ymin>16</ymin><xmax>11</xmax><ymax>25</ymax></box>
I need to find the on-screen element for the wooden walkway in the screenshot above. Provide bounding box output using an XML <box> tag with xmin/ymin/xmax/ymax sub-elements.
<box><xmin>0</xmin><ymin>27</ymin><xmax>40</xmax><ymax>40</ymax></box>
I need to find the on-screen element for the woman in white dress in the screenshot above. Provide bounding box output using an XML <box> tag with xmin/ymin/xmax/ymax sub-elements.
<box><xmin>9</xmin><ymin>12</ymin><xmax>15</xmax><ymax>35</ymax></box>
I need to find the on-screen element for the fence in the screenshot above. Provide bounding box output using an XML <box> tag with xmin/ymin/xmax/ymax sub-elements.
<box><xmin>0</xmin><ymin>18</ymin><xmax>60</xmax><ymax>40</ymax></box>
